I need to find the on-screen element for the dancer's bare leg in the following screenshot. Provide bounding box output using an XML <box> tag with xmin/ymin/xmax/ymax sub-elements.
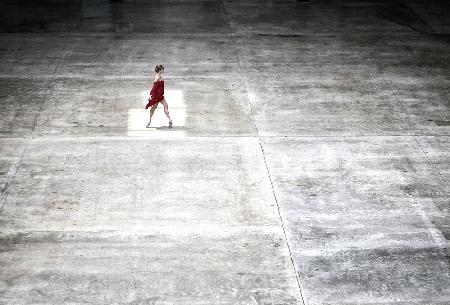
<box><xmin>146</xmin><ymin>104</ymin><xmax>158</xmax><ymax>128</ymax></box>
<box><xmin>160</xmin><ymin>99</ymin><xmax>173</xmax><ymax>127</ymax></box>
<box><xmin>150</xmin><ymin>104</ymin><xmax>158</xmax><ymax>120</ymax></box>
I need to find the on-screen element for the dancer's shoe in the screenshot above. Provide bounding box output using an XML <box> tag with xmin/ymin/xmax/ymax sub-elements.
<box><xmin>169</xmin><ymin>120</ymin><xmax>173</xmax><ymax>129</ymax></box>
<box><xmin>146</xmin><ymin>121</ymin><xmax>151</xmax><ymax>128</ymax></box>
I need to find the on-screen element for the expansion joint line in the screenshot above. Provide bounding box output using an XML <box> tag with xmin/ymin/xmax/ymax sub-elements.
<box><xmin>412</xmin><ymin>136</ymin><xmax>449</xmax><ymax>187</ymax></box>
<box><xmin>0</xmin><ymin>137</ymin><xmax>31</xmax><ymax>215</ymax></box>
<box><xmin>221</xmin><ymin>2</ymin><xmax>306</xmax><ymax>304</ymax></box>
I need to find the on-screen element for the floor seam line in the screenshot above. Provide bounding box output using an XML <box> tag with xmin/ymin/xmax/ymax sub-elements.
<box><xmin>221</xmin><ymin>2</ymin><xmax>307</xmax><ymax>304</ymax></box>
<box><xmin>412</xmin><ymin>136</ymin><xmax>449</xmax><ymax>187</ymax></box>
<box><xmin>0</xmin><ymin>137</ymin><xmax>30</xmax><ymax>215</ymax></box>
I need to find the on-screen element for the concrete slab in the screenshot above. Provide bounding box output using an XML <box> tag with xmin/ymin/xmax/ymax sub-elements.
<box><xmin>261</xmin><ymin>136</ymin><xmax>450</xmax><ymax>304</ymax></box>
<box><xmin>0</xmin><ymin>137</ymin><xmax>302</xmax><ymax>304</ymax></box>
<box><xmin>58</xmin><ymin>34</ymin><xmax>239</xmax><ymax>66</ymax></box>
<box><xmin>248</xmin><ymin>86</ymin><xmax>408</xmax><ymax>136</ymax></box>
<box><xmin>0</xmin><ymin>0</ymin><xmax>79</xmax><ymax>33</ymax></box>
<box><xmin>0</xmin><ymin>0</ymin><xmax>229</xmax><ymax>34</ymax></box>
<box><xmin>1</xmin><ymin>137</ymin><xmax>280</xmax><ymax>230</ymax></box>
<box><xmin>53</xmin><ymin>34</ymin><xmax>240</xmax><ymax>79</ymax></box>
<box><xmin>321</xmin><ymin>5</ymin><xmax>433</xmax><ymax>34</ymax></box>
<box><xmin>0</xmin><ymin>231</ymin><xmax>300</xmax><ymax>305</ymax></box>
<box><xmin>234</xmin><ymin>31</ymin><xmax>449</xmax><ymax>137</ymax></box>
<box><xmin>234</xmin><ymin>32</ymin><xmax>450</xmax><ymax>67</ymax></box>
<box><xmin>32</xmin><ymin>77</ymin><xmax>255</xmax><ymax>137</ymax></box>
<box><xmin>224</xmin><ymin>1</ymin><xmax>435</xmax><ymax>35</ymax></box>
<box><xmin>75</xmin><ymin>1</ymin><xmax>229</xmax><ymax>34</ymax></box>
<box><xmin>224</xmin><ymin>1</ymin><xmax>326</xmax><ymax>35</ymax></box>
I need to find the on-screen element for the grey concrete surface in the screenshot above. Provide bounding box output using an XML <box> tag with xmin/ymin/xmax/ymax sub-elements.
<box><xmin>0</xmin><ymin>0</ymin><xmax>449</xmax><ymax>304</ymax></box>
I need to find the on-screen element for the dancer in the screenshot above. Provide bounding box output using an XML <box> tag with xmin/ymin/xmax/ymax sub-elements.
<box><xmin>145</xmin><ymin>64</ymin><xmax>173</xmax><ymax>128</ymax></box>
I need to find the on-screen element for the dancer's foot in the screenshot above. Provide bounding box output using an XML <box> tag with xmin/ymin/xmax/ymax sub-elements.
<box><xmin>169</xmin><ymin>120</ymin><xmax>173</xmax><ymax>129</ymax></box>
<box><xmin>146</xmin><ymin>121</ymin><xmax>151</xmax><ymax>128</ymax></box>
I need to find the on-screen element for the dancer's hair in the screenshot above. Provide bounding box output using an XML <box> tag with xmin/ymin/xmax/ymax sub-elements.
<box><xmin>155</xmin><ymin>64</ymin><xmax>164</xmax><ymax>73</ymax></box>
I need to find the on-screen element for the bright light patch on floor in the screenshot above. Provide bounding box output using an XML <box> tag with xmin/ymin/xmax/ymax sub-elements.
<box><xmin>127</xmin><ymin>89</ymin><xmax>186</xmax><ymax>137</ymax></box>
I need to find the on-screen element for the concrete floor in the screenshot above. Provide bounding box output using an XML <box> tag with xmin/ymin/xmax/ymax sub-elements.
<box><xmin>0</xmin><ymin>0</ymin><xmax>449</xmax><ymax>304</ymax></box>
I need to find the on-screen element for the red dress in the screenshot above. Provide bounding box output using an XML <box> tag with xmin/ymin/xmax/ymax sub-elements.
<box><xmin>145</xmin><ymin>80</ymin><xmax>164</xmax><ymax>109</ymax></box>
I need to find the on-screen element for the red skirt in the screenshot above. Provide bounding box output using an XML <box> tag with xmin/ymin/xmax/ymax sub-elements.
<box><xmin>145</xmin><ymin>96</ymin><xmax>164</xmax><ymax>109</ymax></box>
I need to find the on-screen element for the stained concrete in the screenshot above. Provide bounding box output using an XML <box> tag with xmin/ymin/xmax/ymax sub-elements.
<box><xmin>0</xmin><ymin>0</ymin><xmax>449</xmax><ymax>304</ymax></box>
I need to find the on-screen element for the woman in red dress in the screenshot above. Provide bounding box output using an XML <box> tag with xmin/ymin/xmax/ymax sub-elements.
<box><xmin>145</xmin><ymin>64</ymin><xmax>173</xmax><ymax>128</ymax></box>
